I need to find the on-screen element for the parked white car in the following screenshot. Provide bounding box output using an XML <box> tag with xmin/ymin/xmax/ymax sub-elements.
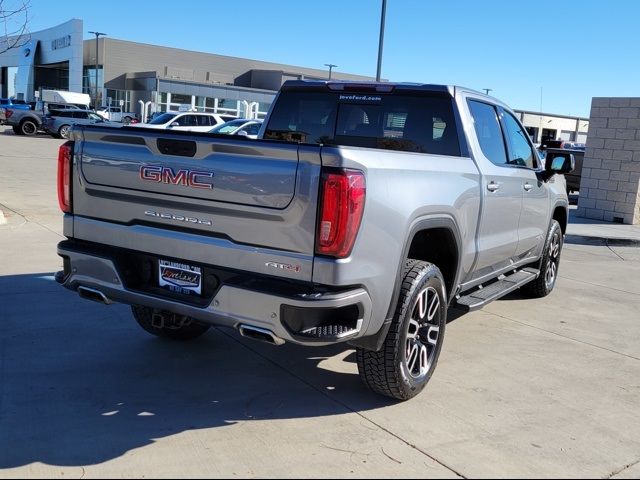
<box><xmin>137</xmin><ymin>112</ymin><xmax>236</xmax><ymax>132</ymax></box>
<box><xmin>210</xmin><ymin>119</ymin><xmax>263</xmax><ymax>139</ymax></box>
<box><xmin>96</xmin><ymin>106</ymin><xmax>137</xmax><ymax>124</ymax></box>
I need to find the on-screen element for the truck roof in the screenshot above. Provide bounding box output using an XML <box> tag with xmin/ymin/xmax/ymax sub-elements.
<box><xmin>280</xmin><ymin>80</ymin><xmax>510</xmax><ymax>109</ymax></box>
<box><xmin>281</xmin><ymin>80</ymin><xmax>455</xmax><ymax>95</ymax></box>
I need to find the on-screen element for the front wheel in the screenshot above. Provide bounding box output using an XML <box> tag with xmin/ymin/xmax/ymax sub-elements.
<box><xmin>357</xmin><ymin>260</ymin><xmax>447</xmax><ymax>401</ymax></box>
<box><xmin>524</xmin><ymin>220</ymin><xmax>563</xmax><ymax>298</ymax></box>
<box><xmin>131</xmin><ymin>305</ymin><xmax>211</xmax><ymax>341</ymax></box>
<box><xmin>123</xmin><ymin>116</ymin><xmax>132</xmax><ymax>125</ymax></box>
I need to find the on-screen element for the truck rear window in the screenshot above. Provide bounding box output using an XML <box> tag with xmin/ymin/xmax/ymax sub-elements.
<box><xmin>264</xmin><ymin>91</ymin><xmax>460</xmax><ymax>156</ymax></box>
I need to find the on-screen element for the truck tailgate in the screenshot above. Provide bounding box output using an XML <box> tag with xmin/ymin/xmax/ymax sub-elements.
<box><xmin>71</xmin><ymin>126</ymin><xmax>322</xmax><ymax>281</ymax></box>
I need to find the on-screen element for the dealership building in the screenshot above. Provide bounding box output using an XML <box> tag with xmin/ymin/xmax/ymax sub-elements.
<box><xmin>1</xmin><ymin>18</ymin><xmax>590</xmax><ymax>138</ymax></box>
<box><xmin>515</xmin><ymin>110</ymin><xmax>590</xmax><ymax>145</ymax></box>
<box><xmin>0</xmin><ymin>19</ymin><xmax>373</xmax><ymax>119</ymax></box>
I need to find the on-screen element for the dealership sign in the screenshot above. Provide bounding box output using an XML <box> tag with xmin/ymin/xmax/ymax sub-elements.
<box><xmin>51</xmin><ymin>35</ymin><xmax>71</xmax><ymax>51</ymax></box>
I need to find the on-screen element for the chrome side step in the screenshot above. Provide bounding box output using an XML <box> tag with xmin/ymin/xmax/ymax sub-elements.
<box><xmin>455</xmin><ymin>267</ymin><xmax>539</xmax><ymax>312</ymax></box>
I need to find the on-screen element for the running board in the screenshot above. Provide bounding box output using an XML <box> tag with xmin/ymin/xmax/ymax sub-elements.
<box><xmin>455</xmin><ymin>268</ymin><xmax>540</xmax><ymax>312</ymax></box>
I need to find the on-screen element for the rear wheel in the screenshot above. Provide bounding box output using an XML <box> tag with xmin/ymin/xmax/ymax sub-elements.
<box><xmin>123</xmin><ymin>116</ymin><xmax>132</xmax><ymax>125</ymax></box>
<box><xmin>58</xmin><ymin>125</ymin><xmax>71</xmax><ymax>139</ymax></box>
<box><xmin>12</xmin><ymin>126</ymin><xmax>23</xmax><ymax>135</ymax></box>
<box><xmin>20</xmin><ymin>119</ymin><xmax>37</xmax><ymax>136</ymax></box>
<box><xmin>131</xmin><ymin>305</ymin><xmax>211</xmax><ymax>341</ymax></box>
<box><xmin>357</xmin><ymin>260</ymin><xmax>447</xmax><ymax>401</ymax></box>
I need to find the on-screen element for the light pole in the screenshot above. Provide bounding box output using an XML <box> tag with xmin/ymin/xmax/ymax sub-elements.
<box><xmin>88</xmin><ymin>31</ymin><xmax>107</xmax><ymax>107</ymax></box>
<box><xmin>376</xmin><ymin>0</ymin><xmax>387</xmax><ymax>82</ymax></box>
<box><xmin>324</xmin><ymin>63</ymin><xmax>338</xmax><ymax>80</ymax></box>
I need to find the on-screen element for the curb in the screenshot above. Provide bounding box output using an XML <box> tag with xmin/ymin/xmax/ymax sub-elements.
<box><xmin>565</xmin><ymin>234</ymin><xmax>640</xmax><ymax>248</ymax></box>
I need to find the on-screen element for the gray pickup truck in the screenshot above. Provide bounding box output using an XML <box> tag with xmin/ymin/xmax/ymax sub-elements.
<box><xmin>56</xmin><ymin>81</ymin><xmax>573</xmax><ymax>400</ymax></box>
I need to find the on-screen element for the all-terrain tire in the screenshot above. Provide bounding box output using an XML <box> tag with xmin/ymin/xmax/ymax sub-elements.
<box><xmin>357</xmin><ymin>260</ymin><xmax>447</xmax><ymax>401</ymax></box>
<box><xmin>523</xmin><ymin>219</ymin><xmax>563</xmax><ymax>298</ymax></box>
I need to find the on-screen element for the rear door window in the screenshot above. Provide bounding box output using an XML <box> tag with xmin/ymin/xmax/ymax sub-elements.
<box><xmin>468</xmin><ymin>100</ymin><xmax>508</xmax><ymax>166</ymax></box>
<box><xmin>264</xmin><ymin>90</ymin><xmax>460</xmax><ymax>156</ymax></box>
<box><xmin>196</xmin><ymin>115</ymin><xmax>212</xmax><ymax>127</ymax></box>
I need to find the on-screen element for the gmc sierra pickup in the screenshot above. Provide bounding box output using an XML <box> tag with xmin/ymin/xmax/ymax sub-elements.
<box><xmin>56</xmin><ymin>81</ymin><xmax>573</xmax><ymax>400</ymax></box>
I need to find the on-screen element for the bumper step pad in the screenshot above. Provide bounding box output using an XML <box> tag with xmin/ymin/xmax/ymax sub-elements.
<box><xmin>298</xmin><ymin>325</ymin><xmax>359</xmax><ymax>338</ymax></box>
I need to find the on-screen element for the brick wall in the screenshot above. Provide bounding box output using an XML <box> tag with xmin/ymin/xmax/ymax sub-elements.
<box><xmin>576</xmin><ymin>98</ymin><xmax>640</xmax><ymax>224</ymax></box>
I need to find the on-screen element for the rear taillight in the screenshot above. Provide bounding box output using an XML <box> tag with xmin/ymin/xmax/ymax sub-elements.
<box><xmin>57</xmin><ymin>141</ymin><xmax>74</xmax><ymax>213</ymax></box>
<box><xmin>5</xmin><ymin>109</ymin><xmax>13</xmax><ymax>119</ymax></box>
<box><xmin>316</xmin><ymin>169</ymin><xmax>366</xmax><ymax>258</ymax></box>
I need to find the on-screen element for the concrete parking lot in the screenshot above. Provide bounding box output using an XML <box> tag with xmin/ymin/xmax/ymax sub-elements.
<box><xmin>1</xmin><ymin>126</ymin><xmax>639</xmax><ymax>479</ymax></box>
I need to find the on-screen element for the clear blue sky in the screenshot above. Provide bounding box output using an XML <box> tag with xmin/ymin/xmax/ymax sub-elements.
<box><xmin>27</xmin><ymin>0</ymin><xmax>640</xmax><ymax>117</ymax></box>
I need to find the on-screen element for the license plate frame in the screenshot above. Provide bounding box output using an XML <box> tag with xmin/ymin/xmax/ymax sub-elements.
<box><xmin>158</xmin><ymin>260</ymin><xmax>202</xmax><ymax>296</ymax></box>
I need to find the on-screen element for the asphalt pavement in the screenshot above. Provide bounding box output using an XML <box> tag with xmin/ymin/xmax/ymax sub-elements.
<box><xmin>1</xmin><ymin>127</ymin><xmax>639</xmax><ymax>478</ymax></box>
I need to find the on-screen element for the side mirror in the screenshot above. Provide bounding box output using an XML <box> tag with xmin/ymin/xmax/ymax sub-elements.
<box><xmin>546</xmin><ymin>153</ymin><xmax>575</xmax><ymax>175</ymax></box>
<box><xmin>236</xmin><ymin>130</ymin><xmax>249</xmax><ymax>137</ymax></box>
<box><xmin>540</xmin><ymin>152</ymin><xmax>574</xmax><ymax>182</ymax></box>
<box><xmin>169</xmin><ymin>122</ymin><xmax>180</xmax><ymax>128</ymax></box>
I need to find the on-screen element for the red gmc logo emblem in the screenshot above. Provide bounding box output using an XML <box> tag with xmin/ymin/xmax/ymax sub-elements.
<box><xmin>139</xmin><ymin>165</ymin><xmax>214</xmax><ymax>190</ymax></box>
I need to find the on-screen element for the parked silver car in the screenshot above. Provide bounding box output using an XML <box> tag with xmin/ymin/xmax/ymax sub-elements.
<box><xmin>43</xmin><ymin>109</ymin><xmax>111</xmax><ymax>139</ymax></box>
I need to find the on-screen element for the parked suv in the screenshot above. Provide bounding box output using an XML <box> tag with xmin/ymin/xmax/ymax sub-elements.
<box><xmin>138</xmin><ymin>112</ymin><xmax>236</xmax><ymax>132</ymax></box>
<box><xmin>56</xmin><ymin>81</ymin><xmax>572</xmax><ymax>400</ymax></box>
<box><xmin>43</xmin><ymin>109</ymin><xmax>111</xmax><ymax>139</ymax></box>
<box><xmin>4</xmin><ymin>102</ymin><xmax>91</xmax><ymax>136</ymax></box>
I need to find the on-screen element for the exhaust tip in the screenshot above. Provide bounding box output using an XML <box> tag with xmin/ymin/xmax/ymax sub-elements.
<box><xmin>77</xmin><ymin>286</ymin><xmax>111</xmax><ymax>305</ymax></box>
<box><xmin>239</xmin><ymin>325</ymin><xmax>284</xmax><ymax>346</ymax></box>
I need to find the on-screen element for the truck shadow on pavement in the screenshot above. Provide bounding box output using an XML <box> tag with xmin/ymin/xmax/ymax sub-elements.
<box><xmin>0</xmin><ymin>273</ymin><xmax>395</xmax><ymax>469</ymax></box>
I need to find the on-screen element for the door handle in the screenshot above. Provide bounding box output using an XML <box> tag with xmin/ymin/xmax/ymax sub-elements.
<box><xmin>487</xmin><ymin>182</ymin><xmax>500</xmax><ymax>192</ymax></box>
<box><xmin>524</xmin><ymin>183</ymin><xmax>533</xmax><ymax>192</ymax></box>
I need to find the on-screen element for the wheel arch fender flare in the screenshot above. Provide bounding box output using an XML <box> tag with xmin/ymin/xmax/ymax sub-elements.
<box><xmin>349</xmin><ymin>215</ymin><xmax>463</xmax><ymax>352</ymax></box>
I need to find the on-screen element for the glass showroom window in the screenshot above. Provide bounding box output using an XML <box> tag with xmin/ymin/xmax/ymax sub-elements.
<box><xmin>83</xmin><ymin>67</ymin><xmax>104</xmax><ymax>106</ymax></box>
<box><xmin>257</xmin><ymin>102</ymin><xmax>272</xmax><ymax>119</ymax></box>
<box><xmin>105</xmin><ymin>89</ymin><xmax>132</xmax><ymax>112</ymax></box>
<box><xmin>217</xmin><ymin>98</ymin><xmax>240</xmax><ymax>116</ymax></box>
<box><xmin>205</xmin><ymin>97</ymin><xmax>216</xmax><ymax>112</ymax></box>
<box><xmin>194</xmin><ymin>96</ymin><xmax>206</xmax><ymax>112</ymax></box>
<box><xmin>157</xmin><ymin>92</ymin><xmax>169</xmax><ymax>112</ymax></box>
<box><xmin>168</xmin><ymin>93</ymin><xmax>193</xmax><ymax>111</ymax></box>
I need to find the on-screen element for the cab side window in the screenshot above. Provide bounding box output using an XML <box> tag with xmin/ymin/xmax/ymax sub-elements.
<box><xmin>502</xmin><ymin>112</ymin><xmax>537</xmax><ymax>169</ymax></box>
<box><xmin>468</xmin><ymin>100</ymin><xmax>508</xmax><ymax>166</ymax></box>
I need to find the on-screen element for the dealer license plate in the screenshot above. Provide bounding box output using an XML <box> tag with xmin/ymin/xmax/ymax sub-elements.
<box><xmin>158</xmin><ymin>260</ymin><xmax>202</xmax><ymax>296</ymax></box>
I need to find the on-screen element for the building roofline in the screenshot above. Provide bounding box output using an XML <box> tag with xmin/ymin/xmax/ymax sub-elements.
<box><xmin>515</xmin><ymin>109</ymin><xmax>590</xmax><ymax>122</ymax></box>
<box><xmin>82</xmin><ymin>36</ymin><xmax>374</xmax><ymax>81</ymax></box>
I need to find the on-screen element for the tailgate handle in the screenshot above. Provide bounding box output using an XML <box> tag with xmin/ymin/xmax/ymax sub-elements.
<box><xmin>157</xmin><ymin>138</ymin><xmax>197</xmax><ymax>157</ymax></box>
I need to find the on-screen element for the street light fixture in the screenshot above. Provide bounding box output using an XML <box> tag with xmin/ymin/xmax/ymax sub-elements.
<box><xmin>88</xmin><ymin>31</ymin><xmax>107</xmax><ymax>107</ymax></box>
<box><xmin>324</xmin><ymin>63</ymin><xmax>338</xmax><ymax>80</ymax></box>
<box><xmin>376</xmin><ymin>0</ymin><xmax>387</xmax><ymax>82</ymax></box>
